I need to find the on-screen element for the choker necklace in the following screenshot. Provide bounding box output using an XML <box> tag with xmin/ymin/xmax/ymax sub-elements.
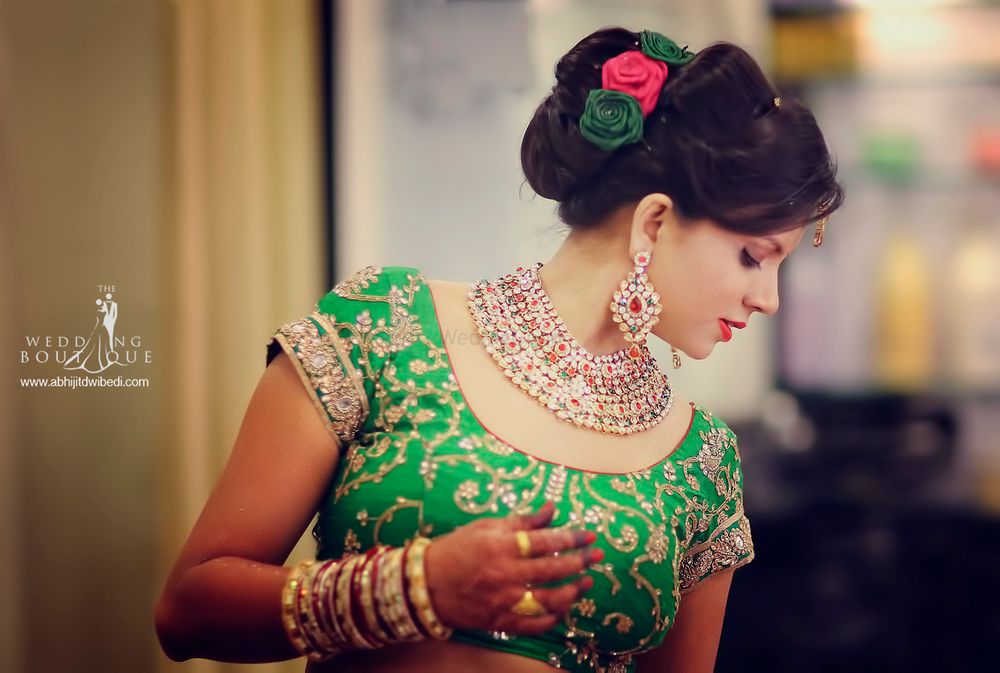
<box><xmin>466</xmin><ymin>263</ymin><xmax>672</xmax><ymax>435</ymax></box>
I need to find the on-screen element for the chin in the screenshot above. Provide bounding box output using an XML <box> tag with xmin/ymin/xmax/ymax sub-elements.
<box><xmin>672</xmin><ymin>340</ymin><xmax>714</xmax><ymax>361</ymax></box>
<box><xmin>654</xmin><ymin>328</ymin><xmax>712</xmax><ymax>360</ymax></box>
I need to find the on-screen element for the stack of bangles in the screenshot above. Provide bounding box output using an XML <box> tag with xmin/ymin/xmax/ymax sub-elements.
<box><xmin>280</xmin><ymin>536</ymin><xmax>453</xmax><ymax>662</ymax></box>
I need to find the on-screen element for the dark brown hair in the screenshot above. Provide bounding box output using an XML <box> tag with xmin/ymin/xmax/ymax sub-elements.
<box><xmin>521</xmin><ymin>28</ymin><xmax>844</xmax><ymax>234</ymax></box>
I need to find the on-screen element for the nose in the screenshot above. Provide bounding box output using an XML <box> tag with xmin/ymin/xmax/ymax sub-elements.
<box><xmin>745</xmin><ymin>269</ymin><xmax>780</xmax><ymax>316</ymax></box>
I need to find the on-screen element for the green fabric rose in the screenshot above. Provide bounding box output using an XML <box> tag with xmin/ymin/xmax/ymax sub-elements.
<box><xmin>578</xmin><ymin>90</ymin><xmax>644</xmax><ymax>151</ymax></box>
<box><xmin>640</xmin><ymin>30</ymin><xmax>695</xmax><ymax>65</ymax></box>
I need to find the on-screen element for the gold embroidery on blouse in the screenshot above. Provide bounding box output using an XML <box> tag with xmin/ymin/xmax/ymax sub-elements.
<box><xmin>343</xmin><ymin>528</ymin><xmax>361</xmax><ymax>556</ymax></box>
<box><xmin>437</xmin><ymin>449</ymin><xmax>545</xmax><ymax>515</ymax></box>
<box><xmin>674</xmin><ymin>410</ymin><xmax>751</xmax><ymax>594</ymax></box>
<box><xmin>559</xmin><ymin>473</ymin><xmax>673</xmax><ymax>658</ymax></box>
<box><xmin>302</xmin><ymin>268</ymin><xmax>751</xmax><ymax>672</ymax></box>
<box><xmin>372</xmin><ymin>497</ymin><xmax>428</xmax><ymax>542</ymax></box>
<box><xmin>518</xmin><ymin>404</ymin><xmax>750</xmax><ymax>670</ymax></box>
<box><xmin>333</xmin><ymin>265</ymin><xmax>382</xmax><ymax>296</ymax></box>
<box><xmin>332</xmin><ymin>272</ymin><xmax>440</xmax><ymax>501</ymax></box>
<box><xmin>545</xmin><ymin>464</ymin><xmax>569</xmax><ymax>507</ymax></box>
<box><xmin>587</xmin><ymin>562</ymin><xmax>622</xmax><ymax>596</ymax></box>
<box><xmin>554</xmin><ymin>639</ymin><xmax>633</xmax><ymax>673</ymax></box>
<box><xmin>603</xmin><ymin>613</ymin><xmax>634</xmax><ymax>634</ymax></box>
<box><xmin>679</xmin><ymin>511</ymin><xmax>754</xmax><ymax>592</ymax></box>
<box><xmin>269</xmin><ymin>316</ymin><xmax>368</xmax><ymax>444</ymax></box>
<box><xmin>697</xmin><ymin>426</ymin><xmax>729</xmax><ymax>482</ymax></box>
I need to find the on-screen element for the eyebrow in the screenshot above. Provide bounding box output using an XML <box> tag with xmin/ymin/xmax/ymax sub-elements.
<box><xmin>763</xmin><ymin>236</ymin><xmax>785</xmax><ymax>256</ymax></box>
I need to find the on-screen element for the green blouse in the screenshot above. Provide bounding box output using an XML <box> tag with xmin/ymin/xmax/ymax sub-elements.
<box><xmin>265</xmin><ymin>265</ymin><xmax>754</xmax><ymax>673</ymax></box>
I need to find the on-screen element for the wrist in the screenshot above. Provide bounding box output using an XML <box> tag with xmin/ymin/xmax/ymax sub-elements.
<box><xmin>279</xmin><ymin>537</ymin><xmax>451</xmax><ymax>661</ymax></box>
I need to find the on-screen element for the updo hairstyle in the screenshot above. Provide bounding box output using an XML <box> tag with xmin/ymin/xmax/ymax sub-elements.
<box><xmin>520</xmin><ymin>27</ymin><xmax>844</xmax><ymax>234</ymax></box>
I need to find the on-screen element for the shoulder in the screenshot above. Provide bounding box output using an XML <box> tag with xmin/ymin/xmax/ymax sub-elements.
<box><xmin>315</xmin><ymin>265</ymin><xmax>426</xmax><ymax>313</ymax></box>
<box><xmin>687</xmin><ymin>403</ymin><xmax>743</xmax><ymax>475</ymax></box>
<box><xmin>691</xmin><ymin>403</ymin><xmax>739</xmax><ymax>443</ymax></box>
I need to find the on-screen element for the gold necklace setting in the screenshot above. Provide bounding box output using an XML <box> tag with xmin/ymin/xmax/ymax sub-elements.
<box><xmin>466</xmin><ymin>263</ymin><xmax>672</xmax><ymax>435</ymax></box>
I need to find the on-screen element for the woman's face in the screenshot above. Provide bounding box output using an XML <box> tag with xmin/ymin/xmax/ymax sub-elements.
<box><xmin>644</xmin><ymin>215</ymin><xmax>806</xmax><ymax>360</ymax></box>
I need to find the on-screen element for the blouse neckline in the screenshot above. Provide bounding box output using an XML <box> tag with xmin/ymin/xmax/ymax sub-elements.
<box><xmin>420</xmin><ymin>274</ymin><xmax>698</xmax><ymax>476</ymax></box>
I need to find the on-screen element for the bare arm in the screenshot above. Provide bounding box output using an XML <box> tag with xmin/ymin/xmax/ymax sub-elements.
<box><xmin>155</xmin><ymin>352</ymin><xmax>601</xmax><ymax>663</ymax></box>
<box><xmin>635</xmin><ymin>568</ymin><xmax>735</xmax><ymax>673</ymax></box>
<box><xmin>154</xmin><ymin>351</ymin><xmax>342</xmax><ymax>663</ymax></box>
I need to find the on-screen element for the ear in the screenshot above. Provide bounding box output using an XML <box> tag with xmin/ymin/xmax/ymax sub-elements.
<box><xmin>629</xmin><ymin>193</ymin><xmax>675</xmax><ymax>256</ymax></box>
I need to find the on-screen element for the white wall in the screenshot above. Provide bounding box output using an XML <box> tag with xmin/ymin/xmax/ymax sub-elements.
<box><xmin>336</xmin><ymin>0</ymin><xmax>775</xmax><ymax>420</ymax></box>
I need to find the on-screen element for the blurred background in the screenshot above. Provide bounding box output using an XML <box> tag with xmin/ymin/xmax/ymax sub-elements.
<box><xmin>1</xmin><ymin>1</ymin><xmax>998</xmax><ymax>672</ymax></box>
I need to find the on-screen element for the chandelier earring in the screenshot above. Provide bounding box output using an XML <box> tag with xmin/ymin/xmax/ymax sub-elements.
<box><xmin>610</xmin><ymin>251</ymin><xmax>662</xmax><ymax>360</ymax></box>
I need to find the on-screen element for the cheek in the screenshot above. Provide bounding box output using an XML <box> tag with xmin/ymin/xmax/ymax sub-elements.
<box><xmin>651</xmin><ymin>271</ymin><xmax>700</xmax><ymax>328</ymax></box>
<box><xmin>667</xmin><ymin>266</ymin><xmax>715</xmax><ymax>303</ymax></box>
<box><xmin>653</xmin><ymin>260</ymin><xmax>743</xmax><ymax>318</ymax></box>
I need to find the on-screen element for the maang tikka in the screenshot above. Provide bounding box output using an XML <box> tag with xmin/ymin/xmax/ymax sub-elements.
<box><xmin>610</xmin><ymin>251</ymin><xmax>662</xmax><ymax>360</ymax></box>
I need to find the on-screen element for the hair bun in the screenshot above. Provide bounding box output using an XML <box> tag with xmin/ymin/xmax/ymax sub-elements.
<box><xmin>521</xmin><ymin>30</ymin><xmax>844</xmax><ymax>231</ymax></box>
<box><xmin>660</xmin><ymin>43</ymin><xmax>777</xmax><ymax>142</ymax></box>
<box><xmin>520</xmin><ymin>28</ymin><xmax>644</xmax><ymax>201</ymax></box>
<box><xmin>520</xmin><ymin>93</ymin><xmax>607</xmax><ymax>201</ymax></box>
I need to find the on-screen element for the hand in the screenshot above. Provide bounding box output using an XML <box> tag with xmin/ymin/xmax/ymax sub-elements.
<box><xmin>422</xmin><ymin>502</ymin><xmax>603</xmax><ymax>635</ymax></box>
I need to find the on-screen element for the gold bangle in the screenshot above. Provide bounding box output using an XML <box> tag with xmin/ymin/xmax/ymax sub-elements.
<box><xmin>319</xmin><ymin>557</ymin><xmax>349</xmax><ymax>647</ymax></box>
<box><xmin>281</xmin><ymin>561</ymin><xmax>335</xmax><ymax>661</ymax></box>
<box><xmin>376</xmin><ymin>547</ymin><xmax>421</xmax><ymax>641</ymax></box>
<box><xmin>405</xmin><ymin>537</ymin><xmax>453</xmax><ymax>640</ymax></box>
<box><xmin>359</xmin><ymin>547</ymin><xmax>392</xmax><ymax>644</ymax></box>
<box><xmin>299</xmin><ymin>561</ymin><xmax>341</xmax><ymax>657</ymax></box>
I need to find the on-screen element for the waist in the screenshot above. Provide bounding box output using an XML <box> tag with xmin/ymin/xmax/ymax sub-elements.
<box><xmin>305</xmin><ymin>638</ymin><xmax>554</xmax><ymax>673</ymax></box>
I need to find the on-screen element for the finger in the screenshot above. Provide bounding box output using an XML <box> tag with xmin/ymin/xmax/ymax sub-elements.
<box><xmin>506</xmin><ymin>501</ymin><xmax>555</xmax><ymax>531</ymax></box>
<box><xmin>531</xmin><ymin>577</ymin><xmax>593</xmax><ymax>616</ymax></box>
<box><xmin>517</xmin><ymin>527</ymin><xmax>596</xmax><ymax>558</ymax></box>
<box><xmin>519</xmin><ymin>547</ymin><xmax>604</xmax><ymax>584</ymax></box>
<box><xmin>508</xmin><ymin>614</ymin><xmax>561</xmax><ymax>637</ymax></box>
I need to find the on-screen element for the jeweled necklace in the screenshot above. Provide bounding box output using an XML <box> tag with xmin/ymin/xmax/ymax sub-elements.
<box><xmin>466</xmin><ymin>262</ymin><xmax>672</xmax><ymax>435</ymax></box>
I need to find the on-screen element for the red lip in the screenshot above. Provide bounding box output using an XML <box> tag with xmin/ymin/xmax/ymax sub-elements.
<box><xmin>727</xmin><ymin>320</ymin><xmax>747</xmax><ymax>329</ymax></box>
<box><xmin>719</xmin><ymin>319</ymin><xmax>733</xmax><ymax>342</ymax></box>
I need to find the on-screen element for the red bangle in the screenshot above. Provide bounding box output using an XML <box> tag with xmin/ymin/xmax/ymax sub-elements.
<box><xmin>350</xmin><ymin>548</ymin><xmax>380</xmax><ymax>646</ymax></box>
<box><xmin>368</xmin><ymin>548</ymin><xmax>396</xmax><ymax>640</ymax></box>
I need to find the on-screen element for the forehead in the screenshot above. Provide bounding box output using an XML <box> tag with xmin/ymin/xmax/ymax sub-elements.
<box><xmin>692</xmin><ymin>219</ymin><xmax>806</xmax><ymax>246</ymax></box>
<box><xmin>751</xmin><ymin>226</ymin><xmax>807</xmax><ymax>255</ymax></box>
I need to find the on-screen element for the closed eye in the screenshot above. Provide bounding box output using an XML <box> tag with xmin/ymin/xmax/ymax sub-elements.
<box><xmin>741</xmin><ymin>249</ymin><xmax>762</xmax><ymax>269</ymax></box>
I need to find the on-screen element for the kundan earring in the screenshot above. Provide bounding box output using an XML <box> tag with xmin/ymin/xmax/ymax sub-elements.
<box><xmin>671</xmin><ymin>346</ymin><xmax>682</xmax><ymax>369</ymax></box>
<box><xmin>611</xmin><ymin>251</ymin><xmax>662</xmax><ymax>360</ymax></box>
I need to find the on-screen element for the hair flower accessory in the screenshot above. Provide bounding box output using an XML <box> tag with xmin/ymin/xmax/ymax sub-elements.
<box><xmin>639</xmin><ymin>30</ymin><xmax>695</xmax><ymax>65</ymax></box>
<box><xmin>578</xmin><ymin>30</ymin><xmax>695</xmax><ymax>151</ymax></box>
<box><xmin>579</xmin><ymin>90</ymin><xmax>644</xmax><ymax>151</ymax></box>
<box><xmin>601</xmin><ymin>51</ymin><xmax>669</xmax><ymax>117</ymax></box>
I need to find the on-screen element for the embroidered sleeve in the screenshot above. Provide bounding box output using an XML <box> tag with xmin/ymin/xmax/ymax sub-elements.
<box><xmin>266</xmin><ymin>312</ymin><xmax>370</xmax><ymax>445</ymax></box>
<box><xmin>678</xmin><ymin>418</ymin><xmax>754</xmax><ymax>593</ymax></box>
<box><xmin>265</xmin><ymin>265</ymin><xmax>415</xmax><ymax>445</ymax></box>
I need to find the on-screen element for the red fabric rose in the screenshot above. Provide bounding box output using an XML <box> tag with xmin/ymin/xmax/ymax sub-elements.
<box><xmin>601</xmin><ymin>50</ymin><xmax>669</xmax><ymax>118</ymax></box>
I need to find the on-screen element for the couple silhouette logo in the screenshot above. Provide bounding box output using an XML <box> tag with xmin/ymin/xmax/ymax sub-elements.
<box><xmin>63</xmin><ymin>292</ymin><xmax>123</xmax><ymax>374</ymax></box>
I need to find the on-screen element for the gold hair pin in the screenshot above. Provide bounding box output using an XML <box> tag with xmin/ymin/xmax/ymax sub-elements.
<box><xmin>813</xmin><ymin>215</ymin><xmax>828</xmax><ymax>247</ymax></box>
<box><xmin>773</xmin><ymin>96</ymin><xmax>782</xmax><ymax>109</ymax></box>
<box><xmin>813</xmin><ymin>199</ymin><xmax>832</xmax><ymax>247</ymax></box>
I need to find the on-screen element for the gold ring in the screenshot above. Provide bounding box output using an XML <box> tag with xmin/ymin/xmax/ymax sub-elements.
<box><xmin>514</xmin><ymin>530</ymin><xmax>532</xmax><ymax>558</ymax></box>
<box><xmin>510</xmin><ymin>590</ymin><xmax>547</xmax><ymax>617</ymax></box>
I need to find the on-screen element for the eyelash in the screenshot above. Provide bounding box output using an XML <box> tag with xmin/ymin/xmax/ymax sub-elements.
<box><xmin>741</xmin><ymin>249</ymin><xmax>762</xmax><ymax>269</ymax></box>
